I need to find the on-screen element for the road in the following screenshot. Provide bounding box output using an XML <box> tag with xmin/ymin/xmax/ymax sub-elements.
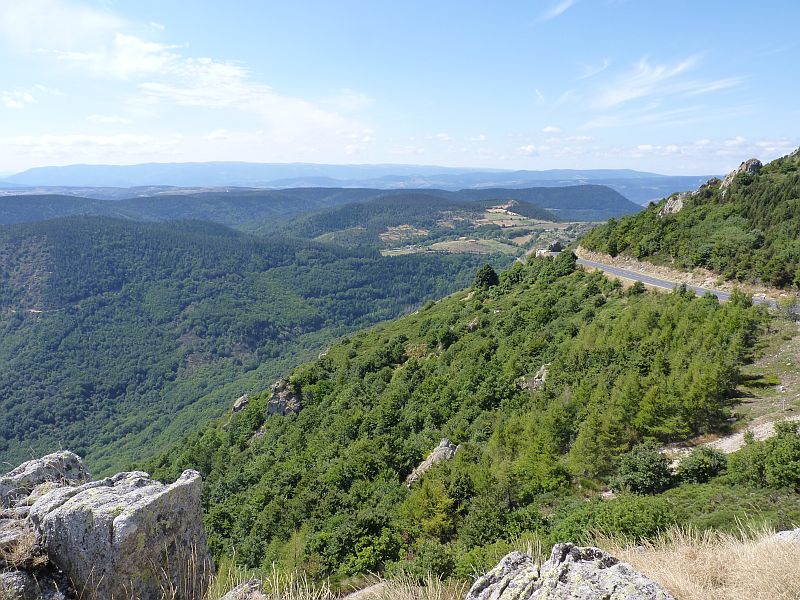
<box><xmin>576</xmin><ymin>257</ymin><xmax>777</xmax><ymax>307</ymax></box>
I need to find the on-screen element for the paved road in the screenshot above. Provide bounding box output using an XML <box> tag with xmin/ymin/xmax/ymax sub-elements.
<box><xmin>576</xmin><ymin>257</ymin><xmax>777</xmax><ymax>307</ymax></box>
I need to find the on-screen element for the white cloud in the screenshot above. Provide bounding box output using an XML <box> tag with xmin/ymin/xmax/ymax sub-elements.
<box><xmin>55</xmin><ymin>33</ymin><xmax>181</xmax><ymax>79</ymax></box>
<box><xmin>542</xmin><ymin>125</ymin><xmax>561</xmax><ymax>133</ymax></box>
<box><xmin>1</xmin><ymin>90</ymin><xmax>35</xmax><ymax>109</ymax></box>
<box><xmin>323</xmin><ymin>88</ymin><xmax>374</xmax><ymax>112</ymax></box>
<box><xmin>87</xmin><ymin>114</ymin><xmax>132</xmax><ymax>125</ymax></box>
<box><xmin>578</xmin><ymin>57</ymin><xmax>611</xmax><ymax>80</ymax></box>
<box><xmin>539</xmin><ymin>0</ymin><xmax>576</xmax><ymax>21</ymax></box>
<box><xmin>535</xmin><ymin>89</ymin><xmax>545</xmax><ymax>104</ymax></box>
<box><xmin>427</xmin><ymin>133</ymin><xmax>451</xmax><ymax>142</ymax></box>
<box><xmin>470</xmin><ymin>134</ymin><xmax>487</xmax><ymax>142</ymax></box>
<box><xmin>0</xmin><ymin>133</ymin><xmax>182</xmax><ymax>164</ymax></box>
<box><xmin>0</xmin><ymin>0</ymin><xmax>122</xmax><ymax>53</ymax></box>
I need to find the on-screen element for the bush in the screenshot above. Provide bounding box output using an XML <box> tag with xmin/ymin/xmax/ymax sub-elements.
<box><xmin>678</xmin><ymin>447</ymin><xmax>727</xmax><ymax>484</ymax></box>
<box><xmin>613</xmin><ymin>441</ymin><xmax>674</xmax><ymax>495</ymax></box>
<box><xmin>474</xmin><ymin>264</ymin><xmax>500</xmax><ymax>289</ymax></box>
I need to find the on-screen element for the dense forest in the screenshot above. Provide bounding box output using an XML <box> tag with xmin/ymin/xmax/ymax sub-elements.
<box><xmin>0</xmin><ymin>216</ymin><xmax>505</xmax><ymax>473</ymax></box>
<box><xmin>581</xmin><ymin>149</ymin><xmax>800</xmax><ymax>288</ymax></box>
<box><xmin>147</xmin><ymin>252</ymin><xmax>785</xmax><ymax>582</ymax></box>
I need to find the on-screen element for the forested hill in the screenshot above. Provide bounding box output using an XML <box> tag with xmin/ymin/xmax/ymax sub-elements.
<box><xmin>0</xmin><ymin>184</ymin><xmax>640</xmax><ymax>229</ymax></box>
<box><xmin>581</xmin><ymin>149</ymin><xmax>800</xmax><ymax>289</ymax></box>
<box><xmin>0</xmin><ymin>216</ymin><xmax>500</xmax><ymax>473</ymax></box>
<box><xmin>148</xmin><ymin>252</ymin><xmax>769</xmax><ymax>580</ymax></box>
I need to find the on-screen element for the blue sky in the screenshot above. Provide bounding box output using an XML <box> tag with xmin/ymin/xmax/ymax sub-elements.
<box><xmin>0</xmin><ymin>0</ymin><xmax>798</xmax><ymax>175</ymax></box>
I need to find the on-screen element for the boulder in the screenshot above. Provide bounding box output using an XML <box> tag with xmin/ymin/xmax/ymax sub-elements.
<box><xmin>465</xmin><ymin>545</ymin><xmax>674</xmax><ymax>600</ymax></box>
<box><xmin>773</xmin><ymin>528</ymin><xmax>800</xmax><ymax>543</ymax></box>
<box><xmin>0</xmin><ymin>452</ymin><xmax>89</xmax><ymax>508</ymax></box>
<box><xmin>720</xmin><ymin>158</ymin><xmax>762</xmax><ymax>190</ymax></box>
<box><xmin>267</xmin><ymin>378</ymin><xmax>302</xmax><ymax>416</ymax></box>
<box><xmin>219</xmin><ymin>579</ymin><xmax>267</xmax><ymax>600</ymax></box>
<box><xmin>406</xmin><ymin>439</ymin><xmax>459</xmax><ymax>486</ymax></box>
<box><xmin>28</xmin><ymin>469</ymin><xmax>213</xmax><ymax>600</ymax></box>
<box><xmin>0</xmin><ymin>570</ymin><xmax>67</xmax><ymax>600</ymax></box>
<box><xmin>232</xmin><ymin>393</ymin><xmax>250</xmax><ymax>413</ymax></box>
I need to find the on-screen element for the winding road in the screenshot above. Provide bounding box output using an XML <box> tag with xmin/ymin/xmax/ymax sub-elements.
<box><xmin>576</xmin><ymin>257</ymin><xmax>777</xmax><ymax>308</ymax></box>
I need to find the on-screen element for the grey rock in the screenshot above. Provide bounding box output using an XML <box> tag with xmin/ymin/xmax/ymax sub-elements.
<box><xmin>720</xmin><ymin>158</ymin><xmax>762</xmax><ymax>190</ymax></box>
<box><xmin>267</xmin><ymin>378</ymin><xmax>302</xmax><ymax>416</ymax></box>
<box><xmin>0</xmin><ymin>570</ymin><xmax>67</xmax><ymax>600</ymax></box>
<box><xmin>773</xmin><ymin>528</ymin><xmax>800</xmax><ymax>543</ymax></box>
<box><xmin>657</xmin><ymin>192</ymin><xmax>689</xmax><ymax>218</ymax></box>
<box><xmin>0</xmin><ymin>452</ymin><xmax>89</xmax><ymax>509</ymax></box>
<box><xmin>790</xmin><ymin>147</ymin><xmax>799</xmax><ymax>158</ymax></box>
<box><xmin>465</xmin><ymin>545</ymin><xmax>675</xmax><ymax>600</ymax></box>
<box><xmin>219</xmin><ymin>579</ymin><xmax>267</xmax><ymax>600</ymax></box>
<box><xmin>29</xmin><ymin>469</ymin><xmax>212</xmax><ymax>600</ymax></box>
<box><xmin>518</xmin><ymin>364</ymin><xmax>550</xmax><ymax>392</ymax></box>
<box><xmin>232</xmin><ymin>393</ymin><xmax>250</xmax><ymax>413</ymax></box>
<box><xmin>406</xmin><ymin>439</ymin><xmax>459</xmax><ymax>486</ymax></box>
<box><xmin>466</xmin><ymin>317</ymin><xmax>481</xmax><ymax>333</ymax></box>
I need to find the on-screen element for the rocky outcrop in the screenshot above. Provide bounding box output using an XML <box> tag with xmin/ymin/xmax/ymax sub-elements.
<box><xmin>0</xmin><ymin>452</ymin><xmax>89</xmax><ymax>508</ymax></box>
<box><xmin>0</xmin><ymin>453</ymin><xmax>212</xmax><ymax>600</ymax></box>
<box><xmin>518</xmin><ymin>364</ymin><xmax>550</xmax><ymax>392</ymax></box>
<box><xmin>267</xmin><ymin>378</ymin><xmax>302</xmax><ymax>416</ymax></box>
<box><xmin>232</xmin><ymin>393</ymin><xmax>250</xmax><ymax>413</ymax></box>
<box><xmin>219</xmin><ymin>579</ymin><xmax>267</xmax><ymax>600</ymax></box>
<box><xmin>720</xmin><ymin>158</ymin><xmax>762</xmax><ymax>190</ymax></box>
<box><xmin>773</xmin><ymin>528</ymin><xmax>800</xmax><ymax>543</ymax></box>
<box><xmin>656</xmin><ymin>192</ymin><xmax>689</xmax><ymax>218</ymax></box>
<box><xmin>406</xmin><ymin>439</ymin><xmax>459</xmax><ymax>486</ymax></box>
<box><xmin>465</xmin><ymin>545</ymin><xmax>674</xmax><ymax>600</ymax></box>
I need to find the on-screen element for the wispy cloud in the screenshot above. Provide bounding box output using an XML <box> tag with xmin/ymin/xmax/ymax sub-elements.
<box><xmin>87</xmin><ymin>114</ymin><xmax>132</xmax><ymax>125</ymax></box>
<box><xmin>539</xmin><ymin>0</ymin><xmax>576</xmax><ymax>21</ymax></box>
<box><xmin>577</xmin><ymin>57</ymin><xmax>611</xmax><ymax>80</ymax></box>
<box><xmin>592</xmin><ymin>55</ymin><xmax>743</xmax><ymax>109</ymax></box>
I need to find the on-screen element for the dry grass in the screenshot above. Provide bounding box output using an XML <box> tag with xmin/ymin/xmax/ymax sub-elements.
<box><xmin>598</xmin><ymin>524</ymin><xmax>800</xmax><ymax>600</ymax></box>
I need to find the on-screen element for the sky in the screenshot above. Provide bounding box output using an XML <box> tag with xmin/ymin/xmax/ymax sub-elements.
<box><xmin>0</xmin><ymin>0</ymin><xmax>798</xmax><ymax>176</ymax></box>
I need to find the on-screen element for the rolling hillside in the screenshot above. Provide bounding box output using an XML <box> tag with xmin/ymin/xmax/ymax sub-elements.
<box><xmin>0</xmin><ymin>217</ymin><xmax>501</xmax><ymax>473</ymax></box>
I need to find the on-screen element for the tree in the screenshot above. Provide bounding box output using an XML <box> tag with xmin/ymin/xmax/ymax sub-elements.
<box><xmin>474</xmin><ymin>264</ymin><xmax>499</xmax><ymax>289</ymax></box>
<box><xmin>613</xmin><ymin>441</ymin><xmax>674</xmax><ymax>495</ymax></box>
<box><xmin>677</xmin><ymin>446</ymin><xmax>727</xmax><ymax>483</ymax></box>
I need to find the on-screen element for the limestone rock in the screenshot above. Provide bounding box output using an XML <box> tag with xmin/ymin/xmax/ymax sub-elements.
<box><xmin>0</xmin><ymin>452</ymin><xmax>89</xmax><ymax>509</ymax></box>
<box><xmin>267</xmin><ymin>378</ymin><xmax>302</xmax><ymax>416</ymax></box>
<box><xmin>406</xmin><ymin>439</ymin><xmax>459</xmax><ymax>486</ymax></box>
<box><xmin>466</xmin><ymin>317</ymin><xmax>481</xmax><ymax>333</ymax></box>
<box><xmin>518</xmin><ymin>364</ymin><xmax>550</xmax><ymax>392</ymax></box>
<box><xmin>698</xmin><ymin>176</ymin><xmax>721</xmax><ymax>192</ymax></box>
<box><xmin>0</xmin><ymin>570</ymin><xmax>67</xmax><ymax>600</ymax></box>
<box><xmin>657</xmin><ymin>192</ymin><xmax>689</xmax><ymax>218</ymax></box>
<box><xmin>232</xmin><ymin>393</ymin><xmax>250</xmax><ymax>413</ymax></box>
<box><xmin>773</xmin><ymin>528</ymin><xmax>800</xmax><ymax>543</ymax></box>
<box><xmin>720</xmin><ymin>158</ymin><xmax>762</xmax><ymax>190</ymax></box>
<box><xmin>219</xmin><ymin>579</ymin><xmax>267</xmax><ymax>600</ymax></box>
<box><xmin>465</xmin><ymin>545</ymin><xmax>675</xmax><ymax>600</ymax></box>
<box><xmin>28</xmin><ymin>469</ymin><xmax>212</xmax><ymax>600</ymax></box>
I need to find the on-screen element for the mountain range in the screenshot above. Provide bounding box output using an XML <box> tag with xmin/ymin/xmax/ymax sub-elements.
<box><xmin>0</xmin><ymin>162</ymin><xmax>714</xmax><ymax>205</ymax></box>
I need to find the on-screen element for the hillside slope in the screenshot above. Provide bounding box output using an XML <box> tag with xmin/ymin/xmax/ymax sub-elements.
<box><xmin>0</xmin><ymin>217</ymin><xmax>499</xmax><ymax>473</ymax></box>
<box><xmin>148</xmin><ymin>253</ymin><xmax>769</xmax><ymax>579</ymax></box>
<box><xmin>581</xmin><ymin>149</ymin><xmax>800</xmax><ymax>289</ymax></box>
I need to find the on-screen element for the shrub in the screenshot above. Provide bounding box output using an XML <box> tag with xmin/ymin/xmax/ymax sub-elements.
<box><xmin>474</xmin><ymin>264</ymin><xmax>499</xmax><ymax>289</ymax></box>
<box><xmin>678</xmin><ymin>447</ymin><xmax>727</xmax><ymax>484</ymax></box>
<box><xmin>613</xmin><ymin>441</ymin><xmax>674</xmax><ymax>495</ymax></box>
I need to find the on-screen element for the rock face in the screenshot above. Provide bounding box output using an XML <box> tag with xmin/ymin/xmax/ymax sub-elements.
<box><xmin>219</xmin><ymin>579</ymin><xmax>267</xmax><ymax>600</ymax></box>
<box><xmin>0</xmin><ymin>453</ymin><xmax>212</xmax><ymax>600</ymax></box>
<box><xmin>0</xmin><ymin>451</ymin><xmax>89</xmax><ymax>508</ymax></box>
<box><xmin>465</xmin><ymin>545</ymin><xmax>675</xmax><ymax>600</ymax></box>
<box><xmin>656</xmin><ymin>192</ymin><xmax>689</xmax><ymax>218</ymax></box>
<box><xmin>267</xmin><ymin>378</ymin><xmax>302</xmax><ymax>416</ymax></box>
<box><xmin>518</xmin><ymin>364</ymin><xmax>550</xmax><ymax>392</ymax></box>
<box><xmin>720</xmin><ymin>158</ymin><xmax>762</xmax><ymax>190</ymax></box>
<box><xmin>232</xmin><ymin>393</ymin><xmax>250</xmax><ymax>413</ymax></box>
<box><xmin>773</xmin><ymin>528</ymin><xmax>800</xmax><ymax>543</ymax></box>
<box><xmin>406</xmin><ymin>439</ymin><xmax>459</xmax><ymax>486</ymax></box>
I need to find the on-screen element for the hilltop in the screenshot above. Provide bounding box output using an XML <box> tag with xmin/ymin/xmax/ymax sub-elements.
<box><xmin>581</xmin><ymin>149</ymin><xmax>800</xmax><ymax>290</ymax></box>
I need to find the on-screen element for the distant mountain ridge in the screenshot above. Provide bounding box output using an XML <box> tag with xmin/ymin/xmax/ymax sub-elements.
<box><xmin>0</xmin><ymin>184</ymin><xmax>641</xmax><ymax>229</ymax></box>
<box><xmin>4</xmin><ymin>162</ymin><xmax>715</xmax><ymax>205</ymax></box>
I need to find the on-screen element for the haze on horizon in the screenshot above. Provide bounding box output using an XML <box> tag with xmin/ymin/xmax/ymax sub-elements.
<box><xmin>0</xmin><ymin>0</ymin><xmax>797</xmax><ymax>176</ymax></box>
